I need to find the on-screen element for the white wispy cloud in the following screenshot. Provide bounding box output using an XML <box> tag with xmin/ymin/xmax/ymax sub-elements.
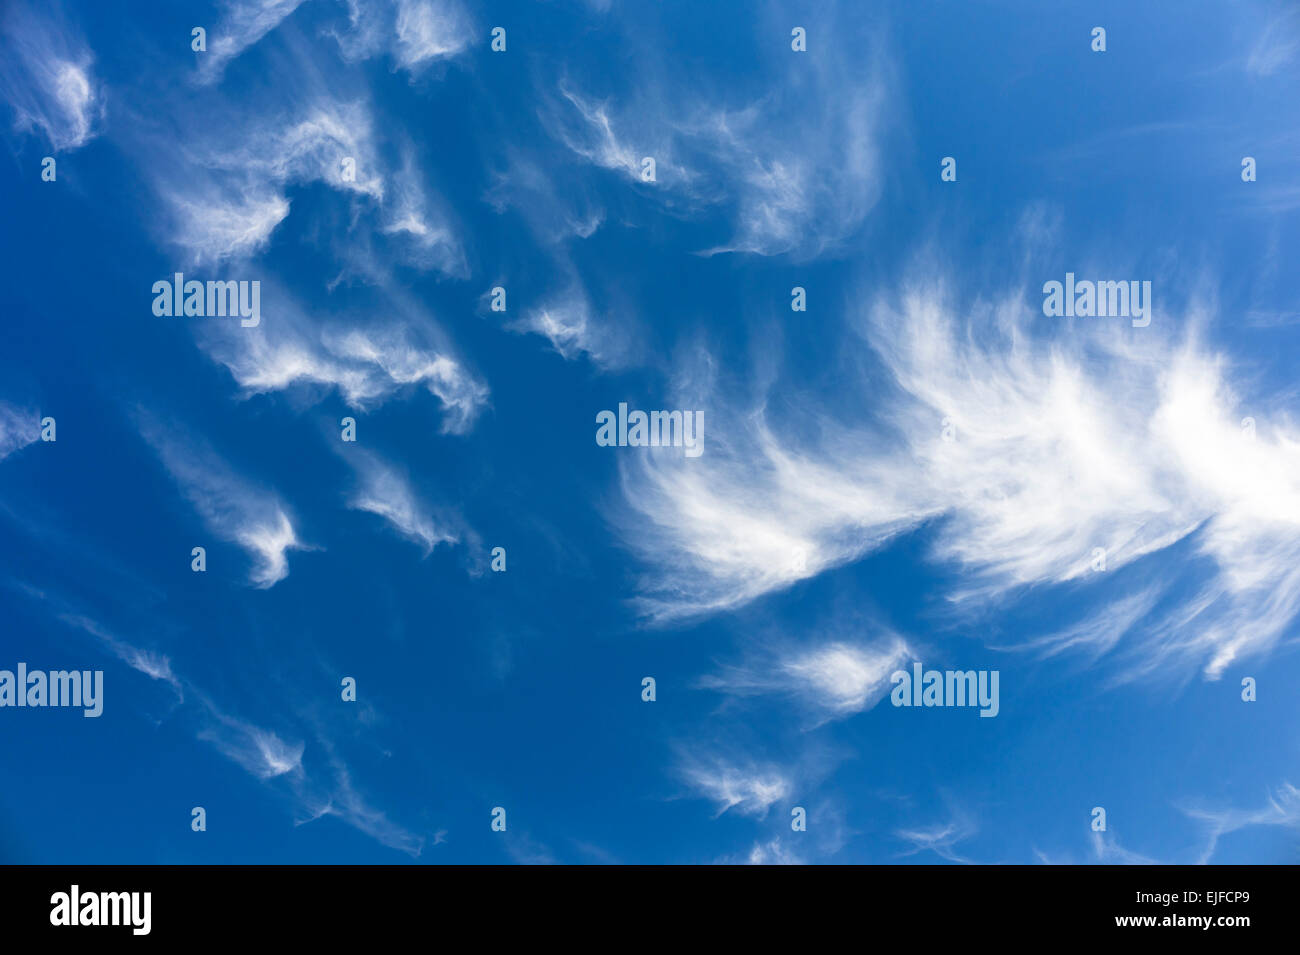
<box><xmin>1246</xmin><ymin>7</ymin><xmax>1300</xmax><ymax>76</ymax></box>
<box><xmin>505</xmin><ymin>835</ymin><xmax>559</xmax><ymax>866</ymax></box>
<box><xmin>203</xmin><ymin>705</ymin><xmax>426</xmax><ymax>855</ymax></box>
<box><xmin>298</xmin><ymin>759</ymin><xmax>426</xmax><ymax>856</ymax></box>
<box><xmin>0</xmin><ymin>2</ymin><xmax>104</xmax><ymax>151</ymax></box>
<box><xmin>1088</xmin><ymin>830</ymin><xmax>1162</xmax><ymax>865</ymax></box>
<box><xmin>377</xmin><ymin>151</ymin><xmax>467</xmax><ymax>276</ymax></box>
<box><xmin>716</xmin><ymin>799</ymin><xmax>849</xmax><ymax>864</ymax></box>
<box><xmin>8</xmin><ymin>584</ymin><xmax>187</xmax><ymax>706</ymax></box>
<box><xmin>618</xmin><ymin>382</ymin><xmax>933</xmax><ymax>622</ymax></box>
<box><xmin>116</xmin><ymin>37</ymin><xmax>483</xmax><ymax>441</ymax></box>
<box><xmin>163</xmin><ymin>188</ymin><xmax>291</xmax><ymax>264</ymax></box>
<box><xmin>343</xmin><ymin>447</ymin><xmax>459</xmax><ymax>554</ymax></box>
<box><xmin>1185</xmin><ymin>783</ymin><xmax>1300</xmax><ymax>863</ymax></box>
<box><xmin>138</xmin><ymin>415</ymin><xmax>305</xmax><ymax>588</ymax></box>
<box><xmin>690</xmin><ymin>80</ymin><xmax>884</xmax><ymax>258</ymax></box>
<box><xmin>549</xmin><ymin>83</ymin><xmax>657</xmax><ymax>182</ymax></box>
<box><xmin>0</xmin><ymin>401</ymin><xmax>40</xmax><ymax>461</ymax></box>
<box><xmin>918</xmin><ymin>786</ymin><xmax>1300</xmax><ymax>865</ymax></box>
<box><xmin>127</xmin><ymin>29</ymin><xmax>466</xmax><ymax>277</ymax></box>
<box><xmin>731</xmin><ymin>837</ymin><xmax>804</xmax><ymax>865</ymax></box>
<box><xmin>196</xmin><ymin>0</ymin><xmax>310</xmax><ymax>85</ymax></box>
<box><xmin>199</xmin><ymin>707</ymin><xmax>305</xmax><ymax>778</ymax></box>
<box><xmin>617</xmin><ymin>250</ymin><xmax>1300</xmax><ymax>681</ymax></box>
<box><xmin>393</xmin><ymin>0</ymin><xmax>472</xmax><ymax>69</ymax></box>
<box><xmin>31</xmin><ymin>591</ymin><xmax>427</xmax><ymax>856</ymax></box>
<box><xmin>864</xmin><ymin>286</ymin><xmax>1198</xmax><ymax>601</ymax></box>
<box><xmin>536</xmin><ymin>9</ymin><xmax>889</xmax><ymax>259</ymax></box>
<box><xmin>328</xmin><ymin>326</ymin><xmax>488</xmax><ymax>430</ymax></box>
<box><xmin>484</xmin><ymin>152</ymin><xmax>606</xmax><ymax>245</ymax></box>
<box><xmin>701</xmin><ymin>636</ymin><xmax>912</xmax><ymax>723</ymax></box>
<box><xmin>58</xmin><ymin>613</ymin><xmax>184</xmax><ymax>701</ymax></box>
<box><xmin>514</xmin><ymin>291</ymin><xmax>598</xmax><ymax>361</ymax></box>
<box><xmin>328</xmin><ymin>0</ymin><xmax>472</xmax><ymax>73</ymax></box>
<box><xmin>779</xmin><ymin>640</ymin><xmax>911</xmax><ymax>715</ymax></box>
<box><xmin>862</xmin><ymin>278</ymin><xmax>1300</xmax><ymax>681</ymax></box>
<box><xmin>510</xmin><ymin>282</ymin><xmax>633</xmax><ymax>367</ymax></box>
<box><xmin>1034</xmin><ymin>829</ymin><xmax>1164</xmax><ymax>865</ymax></box>
<box><xmin>1006</xmin><ymin>588</ymin><xmax>1162</xmax><ymax>667</ymax></box>
<box><xmin>678</xmin><ymin>753</ymin><xmax>792</xmax><ymax>818</ymax></box>
<box><xmin>896</xmin><ymin>811</ymin><xmax>978</xmax><ymax>864</ymax></box>
<box><xmin>243</xmin><ymin>103</ymin><xmax>386</xmax><ymax>200</ymax></box>
<box><xmin>196</xmin><ymin>695</ymin><xmax>428</xmax><ymax>855</ymax></box>
<box><xmin>193</xmin><ymin>283</ymin><xmax>489</xmax><ymax>433</ymax></box>
<box><xmin>117</xmin><ymin>53</ymin><xmax>483</xmax><ymax>423</ymax></box>
<box><xmin>150</xmin><ymin>95</ymin><xmax>386</xmax><ymax>265</ymax></box>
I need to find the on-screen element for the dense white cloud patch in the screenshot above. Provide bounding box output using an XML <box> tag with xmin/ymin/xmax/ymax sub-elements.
<box><xmin>701</xmin><ymin>637</ymin><xmax>912</xmax><ymax>723</ymax></box>
<box><xmin>619</xmin><ymin>402</ymin><xmax>933</xmax><ymax>621</ymax></box>
<box><xmin>619</xmin><ymin>269</ymin><xmax>1300</xmax><ymax>682</ymax></box>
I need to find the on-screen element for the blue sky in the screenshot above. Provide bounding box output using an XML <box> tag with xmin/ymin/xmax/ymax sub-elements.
<box><xmin>1</xmin><ymin>0</ymin><xmax>1298</xmax><ymax>864</ymax></box>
